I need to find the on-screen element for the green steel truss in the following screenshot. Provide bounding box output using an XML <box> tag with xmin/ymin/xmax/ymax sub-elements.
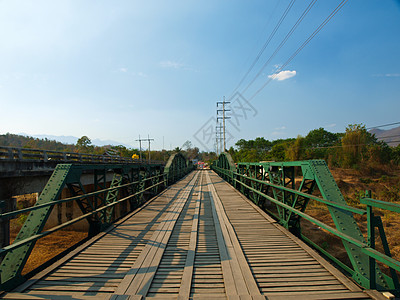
<box><xmin>212</xmin><ymin>153</ymin><xmax>400</xmax><ymax>293</ymax></box>
<box><xmin>164</xmin><ymin>152</ymin><xmax>194</xmax><ymax>185</ymax></box>
<box><xmin>0</xmin><ymin>157</ymin><xmax>193</xmax><ymax>291</ymax></box>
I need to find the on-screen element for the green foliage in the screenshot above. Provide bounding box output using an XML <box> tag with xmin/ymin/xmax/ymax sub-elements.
<box><xmin>286</xmin><ymin>136</ymin><xmax>305</xmax><ymax>161</ymax></box>
<box><xmin>76</xmin><ymin>136</ymin><xmax>93</xmax><ymax>153</ymax></box>
<box><xmin>270</xmin><ymin>143</ymin><xmax>287</xmax><ymax>161</ymax></box>
<box><xmin>304</xmin><ymin>128</ymin><xmax>341</xmax><ymax>148</ymax></box>
<box><xmin>0</xmin><ymin>134</ymin><xmax>216</xmax><ymax>165</ymax></box>
<box><xmin>340</xmin><ymin>124</ymin><xmax>375</xmax><ymax>168</ymax></box>
<box><xmin>303</xmin><ymin>128</ymin><xmax>342</xmax><ymax>162</ymax></box>
<box><xmin>228</xmin><ymin>124</ymin><xmax>399</xmax><ymax>171</ymax></box>
<box><xmin>0</xmin><ymin>133</ymin><xmax>75</xmax><ymax>152</ymax></box>
<box><xmin>392</xmin><ymin>144</ymin><xmax>400</xmax><ymax>165</ymax></box>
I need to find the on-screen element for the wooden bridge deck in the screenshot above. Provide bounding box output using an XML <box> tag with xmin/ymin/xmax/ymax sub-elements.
<box><xmin>2</xmin><ymin>170</ymin><xmax>384</xmax><ymax>300</ymax></box>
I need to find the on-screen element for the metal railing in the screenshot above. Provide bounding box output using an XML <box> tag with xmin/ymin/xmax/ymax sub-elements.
<box><xmin>362</xmin><ymin>196</ymin><xmax>400</xmax><ymax>290</ymax></box>
<box><xmin>0</xmin><ymin>171</ymin><xmax>168</xmax><ymax>290</ymax></box>
<box><xmin>213</xmin><ymin>165</ymin><xmax>400</xmax><ymax>292</ymax></box>
<box><xmin>0</xmin><ymin>146</ymin><xmax>163</xmax><ymax>164</ymax></box>
<box><xmin>0</xmin><ymin>173</ymin><xmax>166</xmax><ymax>257</ymax></box>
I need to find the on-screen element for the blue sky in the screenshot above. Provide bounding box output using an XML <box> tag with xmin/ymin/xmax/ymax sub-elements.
<box><xmin>0</xmin><ymin>1</ymin><xmax>399</xmax><ymax>151</ymax></box>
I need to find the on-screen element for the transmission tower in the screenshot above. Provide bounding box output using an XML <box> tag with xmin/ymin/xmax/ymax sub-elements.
<box><xmin>217</xmin><ymin>97</ymin><xmax>231</xmax><ymax>152</ymax></box>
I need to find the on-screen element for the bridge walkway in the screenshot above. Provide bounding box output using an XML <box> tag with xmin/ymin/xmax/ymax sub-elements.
<box><xmin>2</xmin><ymin>170</ymin><xmax>383</xmax><ymax>299</ymax></box>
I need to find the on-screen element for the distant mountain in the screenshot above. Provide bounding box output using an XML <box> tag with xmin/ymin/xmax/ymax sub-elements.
<box><xmin>369</xmin><ymin>126</ymin><xmax>400</xmax><ymax>147</ymax></box>
<box><xmin>92</xmin><ymin>138</ymin><xmax>131</xmax><ymax>148</ymax></box>
<box><xmin>18</xmin><ymin>133</ymin><xmax>131</xmax><ymax>148</ymax></box>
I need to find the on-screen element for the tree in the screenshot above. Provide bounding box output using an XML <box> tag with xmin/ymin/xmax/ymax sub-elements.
<box><xmin>304</xmin><ymin>128</ymin><xmax>339</xmax><ymax>148</ymax></box>
<box><xmin>392</xmin><ymin>144</ymin><xmax>400</xmax><ymax>165</ymax></box>
<box><xmin>187</xmin><ymin>147</ymin><xmax>200</xmax><ymax>160</ymax></box>
<box><xmin>76</xmin><ymin>136</ymin><xmax>92</xmax><ymax>153</ymax></box>
<box><xmin>253</xmin><ymin>137</ymin><xmax>272</xmax><ymax>152</ymax></box>
<box><xmin>286</xmin><ymin>136</ymin><xmax>305</xmax><ymax>161</ymax></box>
<box><xmin>271</xmin><ymin>143</ymin><xmax>287</xmax><ymax>161</ymax></box>
<box><xmin>182</xmin><ymin>140</ymin><xmax>193</xmax><ymax>150</ymax></box>
<box><xmin>340</xmin><ymin>124</ymin><xmax>375</xmax><ymax>167</ymax></box>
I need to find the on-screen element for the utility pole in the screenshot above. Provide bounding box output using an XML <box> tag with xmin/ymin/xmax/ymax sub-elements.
<box><xmin>142</xmin><ymin>135</ymin><xmax>154</xmax><ymax>163</ymax></box>
<box><xmin>215</xmin><ymin>135</ymin><xmax>219</xmax><ymax>155</ymax></box>
<box><xmin>163</xmin><ymin>136</ymin><xmax>165</xmax><ymax>162</ymax></box>
<box><xmin>136</xmin><ymin>135</ymin><xmax>154</xmax><ymax>163</ymax></box>
<box><xmin>136</xmin><ymin>135</ymin><xmax>143</xmax><ymax>161</ymax></box>
<box><xmin>217</xmin><ymin>97</ymin><xmax>230</xmax><ymax>152</ymax></box>
<box><xmin>216</xmin><ymin>124</ymin><xmax>223</xmax><ymax>155</ymax></box>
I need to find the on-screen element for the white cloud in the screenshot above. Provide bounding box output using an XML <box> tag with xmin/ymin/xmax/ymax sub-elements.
<box><xmin>326</xmin><ymin>123</ymin><xmax>336</xmax><ymax>128</ymax></box>
<box><xmin>385</xmin><ymin>73</ymin><xmax>400</xmax><ymax>77</ymax></box>
<box><xmin>268</xmin><ymin>70</ymin><xmax>296</xmax><ymax>81</ymax></box>
<box><xmin>372</xmin><ymin>73</ymin><xmax>400</xmax><ymax>77</ymax></box>
<box><xmin>271</xmin><ymin>131</ymin><xmax>282</xmax><ymax>136</ymax></box>
<box><xmin>271</xmin><ymin>126</ymin><xmax>286</xmax><ymax>136</ymax></box>
<box><xmin>115</xmin><ymin>68</ymin><xmax>147</xmax><ymax>77</ymax></box>
<box><xmin>136</xmin><ymin>72</ymin><xmax>147</xmax><ymax>78</ymax></box>
<box><xmin>159</xmin><ymin>60</ymin><xmax>184</xmax><ymax>69</ymax></box>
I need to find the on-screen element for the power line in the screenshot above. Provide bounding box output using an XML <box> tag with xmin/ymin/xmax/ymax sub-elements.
<box><xmin>136</xmin><ymin>135</ymin><xmax>154</xmax><ymax>162</ymax></box>
<box><xmin>229</xmin><ymin>0</ymin><xmax>297</xmax><ymax>97</ymax></box>
<box><xmin>249</xmin><ymin>0</ymin><xmax>348</xmax><ymax>101</ymax></box>
<box><xmin>229</xmin><ymin>0</ymin><xmax>281</xmax><ymax>98</ymax></box>
<box><xmin>242</xmin><ymin>0</ymin><xmax>318</xmax><ymax>95</ymax></box>
<box><xmin>385</xmin><ymin>140</ymin><xmax>400</xmax><ymax>145</ymax></box>
<box><xmin>376</xmin><ymin>134</ymin><xmax>400</xmax><ymax>140</ymax></box>
<box><xmin>287</xmin><ymin>140</ymin><xmax>400</xmax><ymax>151</ymax></box>
<box><xmin>367</xmin><ymin>121</ymin><xmax>400</xmax><ymax>130</ymax></box>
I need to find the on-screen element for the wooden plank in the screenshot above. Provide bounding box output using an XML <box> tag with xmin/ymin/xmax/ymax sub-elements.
<box><xmin>206</xmin><ymin>171</ymin><xmax>262</xmax><ymax>297</ymax></box>
<box><xmin>178</xmin><ymin>172</ymin><xmax>202</xmax><ymax>299</ymax></box>
<box><xmin>207</xmin><ymin>171</ymin><xmax>373</xmax><ymax>300</ymax></box>
<box><xmin>6</xmin><ymin>170</ymin><xmax>378</xmax><ymax>299</ymax></box>
<box><xmin>214</xmin><ymin>174</ymin><xmax>363</xmax><ymax>294</ymax></box>
<box><xmin>266</xmin><ymin>291</ymin><xmax>371</xmax><ymax>300</ymax></box>
<box><xmin>3</xmin><ymin>292</ymin><xmax>109</xmax><ymax>300</ymax></box>
<box><xmin>113</xmin><ymin>171</ymin><xmax>199</xmax><ymax>297</ymax></box>
<box><xmin>11</xmin><ymin>183</ymin><xmax>173</xmax><ymax>294</ymax></box>
<box><xmin>206</xmin><ymin>176</ymin><xmax>238</xmax><ymax>297</ymax></box>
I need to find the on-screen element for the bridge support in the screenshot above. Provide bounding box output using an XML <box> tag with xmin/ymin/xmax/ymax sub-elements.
<box><xmin>164</xmin><ymin>152</ymin><xmax>194</xmax><ymax>185</ymax></box>
<box><xmin>0</xmin><ymin>163</ymin><xmax>164</xmax><ymax>290</ymax></box>
<box><xmin>212</xmin><ymin>153</ymin><xmax>397</xmax><ymax>292</ymax></box>
<box><xmin>0</xmin><ymin>153</ymin><xmax>195</xmax><ymax>291</ymax></box>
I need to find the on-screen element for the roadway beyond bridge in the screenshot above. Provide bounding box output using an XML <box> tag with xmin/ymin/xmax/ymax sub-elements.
<box><xmin>1</xmin><ymin>170</ymin><xmax>386</xmax><ymax>299</ymax></box>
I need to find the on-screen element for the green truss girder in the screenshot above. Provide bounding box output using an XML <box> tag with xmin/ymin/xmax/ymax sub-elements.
<box><xmin>0</xmin><ymin>162</ymin><xmax>164</xmax><ymax>290</ymax></box>
<box><xmin>104</xmin><ymin>173</ymin><xmax>123</xmax><ymax>225</ymax></box>
<box><xmin>164</xmin><ymin>152</ymin><xmax>194</xmax><ymax>185</ymax></box>
<box><xmin>213</xmin><ymin>152</ymin><xmax>236</xmax><ymax>185</ymax></box>
<box><xmin>212</xmin><ymin>157</ymin><xmax>394</xmax><ymax>291</ymax></box>
<box><xmin>0</xmin><ymin>164</ymin><xmax>72</xmax><ymax>288</ymax></box>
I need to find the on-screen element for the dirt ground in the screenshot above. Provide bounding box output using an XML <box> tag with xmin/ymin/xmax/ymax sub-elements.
<box><xmin>301</xmin><ymin>166</ymin><xmax>400</xmax><ymax>276</ymax></box>
<box><xmin>9</xmin><ymin>230</ymin><xmax>87</xmax><ymax>275</ymax></box>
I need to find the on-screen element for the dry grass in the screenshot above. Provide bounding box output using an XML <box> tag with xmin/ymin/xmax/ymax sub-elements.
<box><xmin>10</xmin><ymin>230</ymin><xmax>87</xmax><ymax>275</ymax></box>
<box><xmin>9</xmin><ymin>197</ymin><xmax>88</xmax><ymax>276</ymax></box>
<box><xmin>301</xmin><ymin>166</ymin><xmax>400</xmax><ymax>276</ymax></box>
